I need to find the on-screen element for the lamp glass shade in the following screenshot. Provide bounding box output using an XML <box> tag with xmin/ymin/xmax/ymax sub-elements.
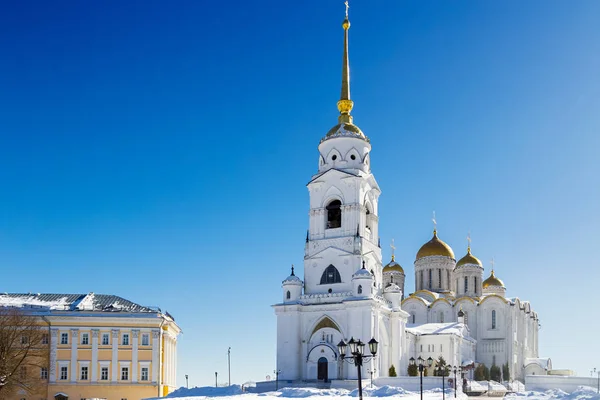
<box><xmin>337</xmin><ymin>340</ymin><xmax>347</xmax><ymax>358</ymax></box>
<box><xmin>348</xmin><ymin>338</ymin><xmax>357</xmax><ymax>354</ymax></box>
<box><xmin>409</xmin><ymin>357</ymin><xmax>416</xmax><ymax>366</ymax></box>
<box><xmin>368</xmin><ymin>338</ymin><xmax>378</xmax><ymax>355</ymax></box>
<box><xmin>357</xmin><ymin>339</ymin><xmax>365</xmax><ymax>355</ymax></box>
<box><xmin>418</xmin><ymin>356</ymin><xmax>424</xmax><ymax>366</ymax></box>
<box><xmin>427</xmin><ymin>357</ymin><xmax>434</xmax><ymax>367</ymax></box>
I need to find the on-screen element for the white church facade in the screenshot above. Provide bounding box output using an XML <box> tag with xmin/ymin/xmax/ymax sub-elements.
<box><xmin>273</xmin><ymin>9</ymin><xmax>548</xmax><ymax>384</ymax></box>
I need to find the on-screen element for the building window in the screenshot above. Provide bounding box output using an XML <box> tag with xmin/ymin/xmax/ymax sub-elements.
<box><xmin>464</xmin><ymin>276</ymin><xmax>468</xmax><ymax>293</ymax></box>
<box><xmin>420</xmin><ymin>271</ymin><xmax>424</xmax><ymax>289</ymax></box>
<box><xmin>21</xmin><ymin>336</ymin><xmax>29</xmax><ymax>345</ymax></box>
<box><xmin>412</xmin><ymin>313</ymin><xmax>416</xmax><ymax>324</ymax></box>
<box><xmin>61</xmin><ymin>333</ymin><xmax>68</xmax><ymax>345</ymax></box>
<box><xmin>102</xmin><ymin>333</ymin><xmax>109</xmax><ymax>345</ymax></box>
<box><xmin>420</xmin><ymin>345</ymin><xmax>423</xmax><ymax>352</ymax></box>
<box><xmin>440</xmin><ymin>344</ymin><xmax>443</xmax><ymax>352</ymax></box>
<box><xmin>358</xmin><ymin>285</ymin><xmax>362</xmax><ymax>294</ymax></box>
<box><xmin>121</xmin><ymin>367</ymin><xmax>129</xmax><ymax>381</ymax></box>
<box><xmin>20</xmin><ymin>366</ymin><xmax>27</xmax><ymax>379</ymax></box>
<box><xmin>286</xmin><ymin>291</ymin><xmax>291</xmax><ymax>299</ymax></box>
<box><xmin>80</xmin><ymin>366</ymin><xmax>88</xmax><ymax>380</ymax></box>
<box><xmin>464</xmin><ymin>312</ymin><xmax>468</xmax><ymax>325</ymax></box>
<box><xmin>440</xmin><ymin>312</ymin><xmax>444</xmax><ymax>323</ymax></box>
<box><xmin>81</xmin><ymin>333</ymin><xmax>89</xmax><ymax>345</ymax></box>
<box><xmin>101</xmin><ymin>367</ymin><xmax>109</xmax><ymax>381</ymax></box>
<box><xmin>320</xmin><ymin>265</ymin><xmax>341</xmax><ymax>284</ymax></box>
<box><xmin>141</xmin><ymin>367</ymin><xmax>149</xmax><ymax>381</ymax></box>
<box><xmin>474</xmin><ymin>276</ymin><xmax>477</xmax><ymax>293</ymax></box>
<box><xmin>429</xmin><ymin>270</ymin><xmax>433</xmax><ymax>289</ymax></box>
<box><xmin>438</xmin><ymin>269</ymin><xmax>442</xmax><ymax>289</ymax></box>
<box><xmin>141</xmin><ymin>334</ymin><xmax>150</xmax><ymax>346</ymax></box>
<box><xmin>492</xmin><ymin>310</ymin><xmax>496</xmax><ymax>329</ymax></box>
<box><xmin>432</xmin><ymin>344</ymin><xmax>435</xmax><ymax>352</ymax></box>
<box><xmin>122</xmin><ymin>334</ymin><xmax>130</xmax><ymax>346</ymax></box>
<box><xmin>447</xmin><ymin>270</ymin><xmax>450</xmax><ymax>289</ymax></box>
<box><xmin>60</xmin><ymin>366</ymin><xmax>68</xmax><ymax>380</ymax></box>
<box><xmin>42</xmin><ymin>334</ymin><xmax>49</xmax><ymax>345</ymax></box>
<box><xmin>326</xmin><ymin>200</ymin><xmax>342</xmax><ymax>229</ymax></box>
<box><xmin>41</xmin><ymin>367</ymin><xmax>48</xmax><ymax>379</ymax></box>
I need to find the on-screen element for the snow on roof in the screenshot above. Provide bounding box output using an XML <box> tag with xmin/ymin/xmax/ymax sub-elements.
<box><xmin>525</xmin><ymin>357</ymin><xmax>551</xmax><ymax>370</ymax></box>
<box><xmin>406</xmin><ymin>322</ymin><xmax>468</xmax><ymax>337</ymax></box>
<box><xmin>0</xmin><ymin>293</ymin><xmax>157</xmax><ymax>313</ymax></box>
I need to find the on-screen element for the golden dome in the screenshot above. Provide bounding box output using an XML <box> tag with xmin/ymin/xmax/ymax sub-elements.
<box><xmin>383</xmin><ymin>256</ymin><xmax>404</xmax><ymax>274</ymax></box>
<box><xmin>482</xmin><ymin>270</ymin><xmax>505</xmax><ymax>289</ymax></box>
<box><xmin>325</xmin><ymin>122</ymin><xmax>366</xmax><ymax>139</ymax></box>
<box><xmin>456</xmin><ymin>247</ymin><xmax>482</xmax><ymax>267</ymax></box>
<box><xmin>416</xmin><ymin>230</ymin><xmax>455</xmax><ymax>260</ymax></box>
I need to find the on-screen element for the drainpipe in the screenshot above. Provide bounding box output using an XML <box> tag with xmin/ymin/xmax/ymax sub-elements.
<box><xmin>41</xmin><ymin>316</ymin><xmax>51</xmax><ymax>400</ymax></box>
<box><xmin>158</xmin><ymin>318</ymin><xmax>165</xmax><ymax>398</ymax></box>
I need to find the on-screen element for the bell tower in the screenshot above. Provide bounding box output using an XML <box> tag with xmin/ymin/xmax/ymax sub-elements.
<box><xmin>303</xmin><ymin>7</ymin><xmax>382</xmax><ymax>296</ymax></box>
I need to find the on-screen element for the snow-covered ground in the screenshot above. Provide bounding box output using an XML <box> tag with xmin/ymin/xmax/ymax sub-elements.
<box><xmin>144</xmin><ymin>385</ymin><xmax>600</xmax><ymax>400</ymax></box>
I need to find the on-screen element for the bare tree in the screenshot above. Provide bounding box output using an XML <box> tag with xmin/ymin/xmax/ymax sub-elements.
<box><xmin>0</xmin><ymin>308</ymin><xmax>49</xmax><ymax>398</ymax></box>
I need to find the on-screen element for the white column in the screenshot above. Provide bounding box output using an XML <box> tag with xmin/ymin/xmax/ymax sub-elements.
<box><xmin>70</xmin><ymin>329</ymin><xmax>79</xmax><ymax>382</ymax></box>
<box><xmin>111</xmin><ymin>329</ymin><xmax>119</xmax><ymax>382</ymax></box>
<box><xmin>91</xmin><ymin>329</ymin><xmax>99</xmax><ymax>382</ymax></box>
<box><xmin>132</xmin><ymin>329</ymin><xmax>139</xmax><ymax>382</ymax></box>
<box><xmin>151</xmin><ymin>329</ymin><xmax>160</xmax><ymax>383</ymax></box>
<box><xmin>49</xmin><ymin>329</ymin><xmax>59</xmax><ymax>383</ymax></box>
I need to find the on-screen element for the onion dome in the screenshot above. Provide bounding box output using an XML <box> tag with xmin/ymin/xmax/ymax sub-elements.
<box><xmin>353</xmin><ymin>261</ymin><xmax>373</xmax><ymax>279</ymax></box>
<box><xmin>383</xmin><ymin>255</ymin><xmax>404</xmax><ymax>274</ymax></box>
<box><xmin>482</xmin><ymin>270</ymin><xmax>505</xmax><ymax>289</ymax></box>
<box><xmin>282</xmin><ymin>266</ymin><xmax>302</xmax><ymax>285</ymax></box>
<box><xmin>416</xmin><ymin>230</ymin><xmax>455</xmax><ymax>260</ymax></box>
<box><xmin>384</xmin><ymin>282</ymin><xmax>401</xmax><ymax>293</ymax></box>
<box><xmin>456</xmin><ymin>247</ymin><xmax>483</xmax><ymax>268</ymax></box>
<box><xmin>324</xmin><ymin>122</ymin><xmax>367</xmax><ymax>141</ymax></box>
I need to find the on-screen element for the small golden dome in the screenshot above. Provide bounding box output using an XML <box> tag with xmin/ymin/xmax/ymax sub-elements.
<box><xmin>325</xmin><ymin>122</ymin><xmax>366</xmax><ymax>140</ymax></box>
<box><xmin>456</xmin><ymin>247</ymin><xmax>482</xmax><ymax>267</ymax></box>
<box><xmin>416</xmin><ymin>230</ymin><xmax>455</xmax><ymax>260</ymax></box>
<box><xmin>383</xmin><ymin>256</ymin><xmax>404</xmax><ymax>274</ymax></box>
<box><xmin>342</xmin><ymin>18</ymin><xmax>350</xmax><ymax>30</ymax></box>
<box><xmin>483</xmin><ymin>270</ymin><xmax>505</xmax><ymax>289</ymax></box>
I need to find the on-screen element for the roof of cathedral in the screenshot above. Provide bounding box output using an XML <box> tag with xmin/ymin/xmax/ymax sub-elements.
<box><xmin>455</xmin><ymin>247</ymin><xmax>483</xmax><ymax>268</ymax></box>
<box><xmin>406</xmin><ymin>322</ymin><xmax>471</xmax><ymax>339</ymax></box>
<box><xmin>416</xmin><ymin>230</ymin><xmax>455</xmax><ymax>260</ymax></box>
<box><xmin>0</xmin><ymin>293</ymin><xmax>158</xmax><ymax>313</ymax></box>
<box><xmin>283</xmin><ymin>266</ymin><xmax>302</xmax><ymax>285</ymax></box>
<box><xmin>383</xmin><ymin>256</ymin><xmax>404</xmax><ymax>273</ymax></box>
<box><xmin>482</xmin><ymin>270</ymin><xmax>505</xmax><ymax>288</ymax></box>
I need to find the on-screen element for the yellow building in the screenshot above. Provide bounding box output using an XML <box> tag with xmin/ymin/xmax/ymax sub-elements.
<box><xmin>1</xmin><ymin>292</ymin><xmax>180</xmax><ymax>400</ymax></box>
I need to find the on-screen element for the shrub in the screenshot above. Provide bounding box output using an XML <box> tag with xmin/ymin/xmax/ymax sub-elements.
<box><xmin>474</xmin><ymin>364</ymin><xmax>490</xmax><ymax>381</ymax></box>
<box><xmin>389</xmin><ymin>364</ymin><xmax>397</xmax><ymax>377</ymax></box>
<box><xmin>407</xmin><ymin>364</ymin><xmax>418</xmax><ymax>377</ymax></box>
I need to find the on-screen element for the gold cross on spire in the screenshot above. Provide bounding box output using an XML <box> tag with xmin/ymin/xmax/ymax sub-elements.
<box><xmin>490</xmin><ymin>257</ymin><xmax>495</xmax><ymax>272</ymax></box>
<box><xmin>390</xmin><ymin>239</ymin><xmax>396</xmax><ymax>261</ymax></box>
<box><xmin>432</xmin><ymin>211</ymin><xmax>437</xmax><ymax>233</ymax></box>
<box><xmin>345</xmin><ymin>1</ymin><xmax>349</xmax><ymax>18</ymax></box>
<box><xmin>467</xmin><ymin>231</ymin><xmax>471</xmax><ymax>252</ymax></box>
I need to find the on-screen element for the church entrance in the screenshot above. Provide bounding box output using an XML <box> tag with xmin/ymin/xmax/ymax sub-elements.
<box><xmin>317</xmin><ymin>357</ymin><xmax>328</xmax><ymax>381</ymax></box>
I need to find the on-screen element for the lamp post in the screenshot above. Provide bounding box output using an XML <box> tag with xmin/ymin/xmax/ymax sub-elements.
<box><xmin>436</xmin><ymin>365</ymin><xmax>447</xmax><ymax>400</ymax></box>
<box><xmin>450</xmin><ymin>366</ymin><xmax>461</xmax><ymax>398</ymax></box>
<box><xmin>337</xmin><ymin>337</ymin><xmax>379</xmax><ymax>400</ymax></box>
<box><xmin>274</xmin><ymin>369</ymin><xmax>281</xmax><ymax>391</ymax></box>
<box><xmin>367</xmin><ymin>368</ymin><xmax>376</xmax><ymax>388</ymax></box>
<box><xmin>215</xmin><ymin>372</ymin><xmax>218</xmax><ymax>387</ymax></box>
<box><xmin>410</xmin><ymin>356</ymin><xmax>433</xmax><ymax>400</ymax></box>
<box><xmin>228</xmin><ymin>347</ymin><xmax>231</xmax><ymax>386</ymax></box>
<box><xmin>594</xmin><ymin>368</ymin><xmax>599</xmax><ymax>394</ymax></box>
<box><xmin>185</xmin><ymin>374</ymin><xmax>189</xmax><ymax>389</ymax></box>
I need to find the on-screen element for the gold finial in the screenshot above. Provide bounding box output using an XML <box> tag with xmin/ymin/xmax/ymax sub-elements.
<box><xmin>432</xmin><ymin>211</ymin><xmax>437</xmax><ymax>235</ymax></box>
<box><xmin>490</xmin><ymin>257</ymin><xmax>495</xmax><ymax>273</ymax></box>
<box><xmin>390</xmin><ymin>239</ymin><xmax>396</xmax><ymax>261</ymax></box>
<box><xmin>337</xmin><ymin>0</ymin><xmax>354</xmax><ymax>123</ymax></box>
<box><xmin>467</xmin><ymin>232</ymin><xmax>471</xmax><ymax>253</ymax></box>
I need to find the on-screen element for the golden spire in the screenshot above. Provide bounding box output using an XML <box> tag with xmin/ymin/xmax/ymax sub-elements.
<box><xmin>337</xmin><ymin>1</ymin><xmax>354</xmax><ymax>123</ymax></box>
<box><xmin>390</xmin><ymin>239</ymin><xmax>396</xmax><ymax>262</ymax></box>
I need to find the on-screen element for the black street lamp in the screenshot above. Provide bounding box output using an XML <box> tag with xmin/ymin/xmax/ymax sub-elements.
<box><xmin>593</xmin><ymin>368</ymin><xmax>599</xmax><ymax>394</ymax></box>
<box><xmin>450</xmin><ymin>366</ymin><xmax>461</xmax><ymax>398</ymax></box>
<box><xmin>367</xmin><ymin>368</ymin><xmax>376</xmax><ymax>388</ymax></box>
<box><xmin>274</xmin><ymin>369</ymin><xmax>281</xmax><ymax>391</ymax></box>
<box><xmin>338</xmin><ymin>337</ymin><xmax>379</xmax><ymax>400</ymax></box>
<box><xmin>436</xmin><ymin>365</ymin><xmax>447</xmax><ymax>400</ymax></box>
<box><xmin>215</xmin><ymin>371</ymin><xmax>218</xmax><ymax>387</ymax></box>
<box><xmin>410</xmin><ymin>356</ymin><xmax>433</xmax><ymax>400</ymax></box>
<box><xmin>185</xmin><ymin>374</ymin><xmax>189</xmax><ymax>389</ymax></box>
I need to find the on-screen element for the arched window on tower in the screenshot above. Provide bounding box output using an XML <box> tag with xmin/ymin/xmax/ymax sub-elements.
<box><xmin>438</xmin><ymin>269</ymin><xmax>442</xmax><ymax>289</ymax></box>
<box><xmin>326</xmin><ymin>200</ymin><xmax>342</xmax><ymax>229</ymax></box>
<box><xmin>464</xmin><ymin>276</ymin><xmax>468</xmax><ymax>294</ymax></box>
<box><xmin>492</xmin><ymin>310</ymin><xmax>497</xmax><ymax>329</ymax></box>
<box><xmin>320</xmin><ymin>265</ymin><xmax>342</xmax><ymax>284</ymax></box>
<box><xmin>474</xmin><ymin>277</ymin><xmax>478</xmax><ymax>294</ymax></box>
<box><xmin>420</xmin><ymin>270</ymin><xmax>424</xmax><ymax>290</ymax></box>
<box><xmin>428</xmin><ymin>269</ymin><xmax>433</xmax><ymax>289</ymax></box>
<box><xmin>286</xmin><ymin>291</ymin><xmax>291</xmax><ymax>300</ymax></box>
<box><xmin>358</xmin><ymin>285</ymin><xmax>362</xmax><ymax>294</ymax></box>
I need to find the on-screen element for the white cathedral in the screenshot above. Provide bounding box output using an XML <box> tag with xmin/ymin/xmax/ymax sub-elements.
<box><xmin>273</xmin><ymin>10</ymin><xmax>549</xmax><ymax>384</ymax></box>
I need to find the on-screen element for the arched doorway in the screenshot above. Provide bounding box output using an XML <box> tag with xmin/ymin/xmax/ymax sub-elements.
<box><xmin>54</xmin><ymin>394</ymin><xmax>69</xmax><ymax>400</ymax></box>
<box><xmin>317</xmin><ymin>357</ymin><xmax>328</xmax><ymax>381</ymax></box>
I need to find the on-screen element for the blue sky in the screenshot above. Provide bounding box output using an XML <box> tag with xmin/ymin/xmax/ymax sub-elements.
<box><xmin>1</xmin><ymin>0</ymin><xmax>599</xmax><ymax>386</ymax></box>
